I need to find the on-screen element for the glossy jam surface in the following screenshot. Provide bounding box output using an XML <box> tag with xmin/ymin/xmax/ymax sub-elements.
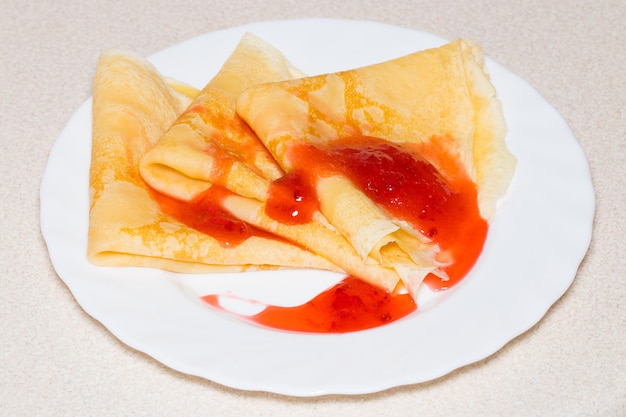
<box><xmin>151</xmin><ymin>185</ymin><xmax>269</xmax><ymax>247</ymax></box>
<box><xmin>265</xmin><ymin>170</ymin><xmax>319</xmax><ymax>225</ymax></box>
<box><xmin>202</xmin><ymin>276</ymin><xmax>416</xmax><ymax>333</ymax></box>
<box><xmin>163</xmin><ymin>134</ymin><xmax>489</xmax><ymax>333</ymax></box>
<box><xmin>285</xmin><ymin>136</ymin><xmax>488</xmax><ymax>289</ymax></box>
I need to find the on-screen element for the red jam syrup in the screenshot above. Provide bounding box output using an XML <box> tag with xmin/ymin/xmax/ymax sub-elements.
<box><xmin>157</xmin><ymin>134</ymin><xmax>486</xmax><ymax>333</ymax></box>
<box><xmin>202</xmin><ymin>276</ymin><xmax>416</xmax><ymax>333</ymax></box>
<box><xmin>150</xmin><ymin>185</ymin><xmax>275</xmax><ymax>248</ymax></box>
<box><xmin>268</xmin><ymin>135</ymin><xmax>488</xmax><ymax>290</ymax></box>
<box><xmin>265</xmin><ymin>170</ymin><xmax>319</xmax><ymax>225</ymax></box>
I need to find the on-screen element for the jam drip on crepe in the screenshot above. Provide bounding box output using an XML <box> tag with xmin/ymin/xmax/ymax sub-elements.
<box><xmin>150</xmin><ymin>185</ymin><xmax>274</xmax><ymax>247</ymax></box>
<box><xmin>270</xmin><ymin>135</ymin><xmax>488</xmax><ymax>289</ymax></box>
<box><xmin>265</xmin><ymin>171</ymin><xmax>319</xmax><ymax>224</ymax></box>
<box><xmin>158</xmin><ymin>135</ymin><xmax>488</xmax><ymax>333</ymax></box>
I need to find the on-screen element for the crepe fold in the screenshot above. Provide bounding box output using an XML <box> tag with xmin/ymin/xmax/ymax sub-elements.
<box><xmin>133</xmin><ymin>33</ymin><xmax>405</xmax><ymax>291</ymax></box>
<box><xmin>88</xmin><ymin>46</ymin><xmax>338</xmax><ymax>273</ymax></box>
<box><xmin>236</xmin><ymin>39</ymin><xmax>517</xmax><ymax>294</ymax></box>
<box><xmin>139</xmin><ymin>33</ymin><xmax>304</xmax><ymax>202</ymax></box>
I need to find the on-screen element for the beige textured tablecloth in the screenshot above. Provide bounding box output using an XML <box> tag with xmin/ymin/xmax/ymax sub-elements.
<box><xmin>2</xmin><ymin>0</ymin><xmax>624</xmax><ymax>415</ymax></box>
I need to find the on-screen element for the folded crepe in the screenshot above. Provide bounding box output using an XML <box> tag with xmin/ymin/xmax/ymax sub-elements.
<box><xmin>236</xmin><ymin>39</ymin><xmax>517</xmax><ymax>293</ymax></box>
<box><xmin>139</xmin><ymin>33</ymin><xmax>304</xmax><ymax>202</ymax></box>
<box><xmin>138</xmin><ymin>33</ymin><xmax>405</xmax><ymax>291</ymax></box>
<box><xmin>88</xmin><ymin>46</ymin><xmax>338</xmax><ymax>272</ymax></box>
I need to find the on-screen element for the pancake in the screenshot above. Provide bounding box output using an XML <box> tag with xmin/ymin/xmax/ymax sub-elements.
<box><xmin>88</xmin><ymin>47</ymin><xmax>337</xmax><ymax>272</ymax></box>
<box><xmin>137</xmin><ymin>33</ymin><xmax>405</xmax><ymax>291</ymax></box>
<box><xmin>139</xmin><ymin>33</ymin><xmax>303</xmax><ymax>202</ymax></box>
<box><xmin>236</xmin><ymin>39</ymin><xmax>517</xmax><ymax>294</ymax></box>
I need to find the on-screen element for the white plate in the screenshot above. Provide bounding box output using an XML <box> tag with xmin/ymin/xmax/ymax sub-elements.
<box><xmin>40</xmin><ymin>18</ymin><xmax>594</xmax><ymax>396</ymax></box>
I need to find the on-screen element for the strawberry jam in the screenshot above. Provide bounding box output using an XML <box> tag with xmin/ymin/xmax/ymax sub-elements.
<box><xmin>203</xmin><ymin>276</ymin><xmax>416</xmax><ymax>333</ymax></box>
<box><xmin>151</xmin><ymin>185</ymin><xmax>273</xmax><ymax>248</ymax></box>
<box><xmin>179</xmin><ymin>134</ymin><xmax>487</xmax><ymax>333</ymax></box>
<box><xmin>272</xmin><ymin>136</ymin><xmax>488</xmax><ymax>289</ymax></box>
<box><xmin>265</xmin><ymin>170</ymin><xmax>319</xmax><ymax>225</ymax></box>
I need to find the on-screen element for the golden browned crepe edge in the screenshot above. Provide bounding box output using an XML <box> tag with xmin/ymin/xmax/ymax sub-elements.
<box><xmin>87</xmin><ymin>48</ymin><xmax>340</xmax><ymax>273</ymax></box>
<box><xmin>459</xmin><ymin>40</ymin><xmax>516</xmax><ymax>220</ymax></box>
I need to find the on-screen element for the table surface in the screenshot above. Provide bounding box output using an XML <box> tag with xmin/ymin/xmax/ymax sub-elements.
<box><xmin>2</xmin><ymin>0</ymin><xmax>624</xmax><ymax>416</ymax></box>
